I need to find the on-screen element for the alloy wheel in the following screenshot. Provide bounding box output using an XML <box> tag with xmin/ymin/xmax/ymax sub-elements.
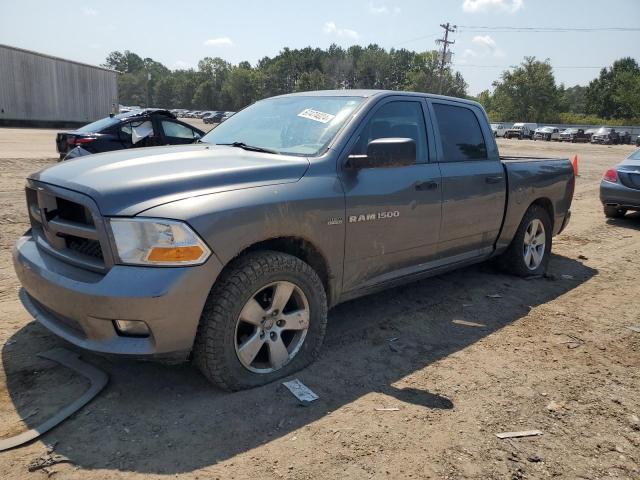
<box><xmin>523</xmin><ymin>219</ymin><xmax>546</xmax><ymax>270</ymax></box>
<box><xmin>234</xmin><ymin>281</ymin><xmax>310</xmax><ymax>373</ymax></box>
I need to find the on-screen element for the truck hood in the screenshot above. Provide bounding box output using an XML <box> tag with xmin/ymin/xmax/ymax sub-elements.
<box><xmin>30</xmin><ymin>144</ymin><xmax>310</xmax><ymax>215</ymax></box>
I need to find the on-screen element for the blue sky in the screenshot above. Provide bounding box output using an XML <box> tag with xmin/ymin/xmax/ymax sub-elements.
<box><xmin>1</xmin><ymin>0</ymin><xmax>639</xmax><ymax>95</ymax></box>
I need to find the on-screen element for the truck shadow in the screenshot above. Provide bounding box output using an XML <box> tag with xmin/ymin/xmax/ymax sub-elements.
<box><xmin>2</xmin><ymin>253</ymin><xmax>596</xmax><ymax>474</ymax></box>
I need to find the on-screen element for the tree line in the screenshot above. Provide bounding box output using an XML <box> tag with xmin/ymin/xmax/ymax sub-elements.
<box><xmin>104</xmin><ymin>48</ymin><xmax>640</xmax><ymax>124</ymax></box>
<box><xmin>478</xmin><ymin>56</ymin><xmax>640</xmax><ymax>125</ymax></box>
<box><xmin>104</xmin><ymin>46</ymin><xmax>466</xmax><ymax>112</ymax></box>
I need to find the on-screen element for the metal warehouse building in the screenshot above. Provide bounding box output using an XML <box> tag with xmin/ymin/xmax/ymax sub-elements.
<box><xmin>0</xmin><ymin>44</ymin><xmax>118</xmax><ymax>127</ymax></box>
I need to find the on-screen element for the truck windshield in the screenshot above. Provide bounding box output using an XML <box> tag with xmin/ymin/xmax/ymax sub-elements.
<box><xmin>201</xmin><ymin>96</ymin><xmax>363</xmax><ymax>156</ymax></box>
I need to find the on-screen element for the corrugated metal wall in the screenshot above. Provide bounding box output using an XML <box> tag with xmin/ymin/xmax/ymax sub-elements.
<box><xmin>0</xmin><ymin>44</ymin><xmax>118</xmax><ymax>123</ymax></box>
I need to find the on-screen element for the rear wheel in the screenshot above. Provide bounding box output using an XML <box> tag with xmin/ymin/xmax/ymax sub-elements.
<box><xmin>499</xmin><ymin>205</ymin><xmax>552</xmax><ymax>277</ymax></box>
<box><xmin>193</xmin><ymin>251</ymin><xmax>327</xmax><ymax>391</ymax></box>
<box><xmin>604</xmin><ymin>206</ymin><xmax>627</xmax><ymax>218</ymax></box>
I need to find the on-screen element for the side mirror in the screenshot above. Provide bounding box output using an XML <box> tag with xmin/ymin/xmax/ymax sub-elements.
<box><xmin>347</xmin><ymin>137</ymin><xmax>416</xmax><ymax>169</ymax></box>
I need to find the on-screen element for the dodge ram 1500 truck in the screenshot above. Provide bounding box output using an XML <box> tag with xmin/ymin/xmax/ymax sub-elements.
<box><xmin>13</xmin><ymin>90</ymin><xmax>574</xmax><ymax>390</ymax></box>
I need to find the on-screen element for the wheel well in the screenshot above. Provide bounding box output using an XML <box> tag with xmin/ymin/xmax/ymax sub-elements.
<box><xmin>237</xmin><ymin>237</ymin><xmax>331</xmax><ymax>302</ymax></box>
<box><xmin>530</xmin><ymin>198</ymin><xmax>554</xmax><ymax>230</ymax></box>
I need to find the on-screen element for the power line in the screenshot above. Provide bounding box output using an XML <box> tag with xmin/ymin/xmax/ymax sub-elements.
<box><xmin>436</xmin><ymin>23</ymin><xmax>456</xmax><ymax>94</ymax></box>
<box><xmin>457</xmin><ymin>25</ymin><xmax>640</xmax><ymax>33</ymax></box>
<box><xmin>393</xmin><ymin>33</ymin><xmax>440</xmax><ymax>47</ymax></box>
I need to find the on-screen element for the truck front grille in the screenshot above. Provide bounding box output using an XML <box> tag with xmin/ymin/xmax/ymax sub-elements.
<box><xmin>66</xmin><ymin>236</ymin><xmax>104</xmax><ymax>259</ymax></box>
<box><xmin>26</xmin><ymin>185</ymin><xmax>110</xmax><ymax>272</ymax></box>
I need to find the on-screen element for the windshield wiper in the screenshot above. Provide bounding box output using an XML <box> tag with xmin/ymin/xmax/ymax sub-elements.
<box><xmin>216</xmin><ymin>142</ymin><xmax>279</xmax><ymax>154</ymax></box>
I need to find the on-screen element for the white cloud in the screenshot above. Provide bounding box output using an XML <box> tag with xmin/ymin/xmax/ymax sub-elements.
<box><xmin>471</xmin><ymin>34</ymin><xmax>505</xmax><ymax>56</ymax></box>
<box><xmin>462</xmin><ymin>0</ymin><xmax>523</xmax><ymax>13</ymax></box>
<box><xmin>464</xmin><ymin>35</ymin><xmax>506</xmax><ymax>60</ymax></box>
<box><xmin>323</xmin><ymin>21</ymin><xmax>360</xmax><ymax>40</ymax></box>
<box><xmin>82</xmin><ymin>6</ymin><xmax>98</xmax><ymax>16</ymax></box>
<box><xmin>203</xmin><ymin>37</ymin><xmax>234</xmax><ymax>47</ymax></box>
<box><xmin>368</xmin><ymin>3</ymin><xmax>401</xmax><ymax>15</ymax></box>
<box><xmin>472</xmin><ymin>35</ymin><xmax>496</xmax><ymax>49</ymax></box>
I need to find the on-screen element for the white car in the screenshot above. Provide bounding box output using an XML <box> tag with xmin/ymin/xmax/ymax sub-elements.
<box><xmin>534</xmin><ymin>126</ymin><xmax>564</xmax><ymax>141</ymax></box>
<box><xmin>505</xmin><ymin>122</ymin><xmax>538</xmax><ymax>139</ymax></box>
<box><xmin>491</xmin><ymin>123</ymin><xmax>509</xmax><ymax>137</ymax></box>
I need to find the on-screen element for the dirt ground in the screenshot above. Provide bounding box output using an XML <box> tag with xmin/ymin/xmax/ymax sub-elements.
<box><xmin>0</xmin><ymin>127</ymin><xmax>638</xmax><ymax>480</ymax></box>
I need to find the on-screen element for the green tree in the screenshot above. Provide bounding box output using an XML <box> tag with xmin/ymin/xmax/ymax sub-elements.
<box><xmin>154</xmin><ymin>76</ymin><xmax>176</xmax><ymax>108</ymax></box>
<box><xmin>103</xmin><ymin>50</ymin><xmax>145</xmax><ymax>73</ymax></box>
<box><xmin>489</xmin><ymin>57</ymin><xmax>559</xmax><ymax>122</ymax></box>
<box><xmin>585</xmin><ymin>57</ymin><xmax>640</xmax><ymax>119</ymax></box>
<box><xmin>559</xmin><ymin>84</ymin><xmax>587</xmax><ymax>114</ymax></box>
<box><xmin>404</xmin><ymin>51</ymin><xmax>467</xmax><ymax>97</ymax></box>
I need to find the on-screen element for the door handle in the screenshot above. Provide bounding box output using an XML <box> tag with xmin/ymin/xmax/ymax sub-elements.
<box><xmin>485</xmin><ymin>175</ymin><xmax>503</xmax><ymax>184</ymax></box>
<box><xmin>415</xmin><ymin>180</ymin><xmax>439</xmax><ymax>191</ymax></box>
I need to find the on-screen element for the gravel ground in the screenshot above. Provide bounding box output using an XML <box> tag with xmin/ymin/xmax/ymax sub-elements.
<box><xmin>0</xmin><ymin>128</ymin><xmax>638</xmax><ymax>479</ymax></box>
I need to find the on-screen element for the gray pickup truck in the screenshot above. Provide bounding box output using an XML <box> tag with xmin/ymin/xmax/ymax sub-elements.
<box><xmin>13</xmin><ymin>90</ymin><xmax>574</xmax><ymax>390</ymax></box>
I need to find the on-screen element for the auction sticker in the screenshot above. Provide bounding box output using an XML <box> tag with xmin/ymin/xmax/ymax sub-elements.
<box><xmin>298</xmin><ymin>109</ymin><xmax>335</xmax><ymax>123</ymax></box>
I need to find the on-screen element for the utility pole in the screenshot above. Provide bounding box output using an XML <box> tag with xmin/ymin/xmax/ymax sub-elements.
<box><xmin>436</xmin><ymin>23</ymin><xmax>456</xmax><ymax>94</ymax></box>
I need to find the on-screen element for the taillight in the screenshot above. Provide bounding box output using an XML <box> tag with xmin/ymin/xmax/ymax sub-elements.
<box><xmin>67</xmin><ymin>137</ymin><xmax>96</xmax><ymax>146</ymax></box>
<box><xmin>603</xmin><ymin>169</ymin><xmax>618</xmax><ymax>183</ymax></box>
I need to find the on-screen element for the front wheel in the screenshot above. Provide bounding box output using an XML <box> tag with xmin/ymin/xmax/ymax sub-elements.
<box><xmin>498</xmin><ymin>205</ymin><xmax>552</xmax><ymax>277</ymax></box>
<box><xmin>193</xmin><ymin>251</ymin><xmax>327</xmax><ymax>391</ymax></box>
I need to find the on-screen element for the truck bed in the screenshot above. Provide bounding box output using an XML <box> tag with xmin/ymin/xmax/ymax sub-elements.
<box><xmin>494</xmin><ymin>155</ymin><xmax>574</xmax><ymax>252</ymax></box>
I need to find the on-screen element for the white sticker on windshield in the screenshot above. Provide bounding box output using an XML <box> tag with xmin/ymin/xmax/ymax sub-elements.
<box><xmin>298</xmin><ymin>109</ymin><xmax>335</xmax><ymax>124</ymax></box>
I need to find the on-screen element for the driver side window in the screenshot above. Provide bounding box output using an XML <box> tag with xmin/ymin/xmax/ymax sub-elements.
<box><xmin>351</xmin><ymin>101</ymin><xmax>428</xmax><ymax>163</ymax></box>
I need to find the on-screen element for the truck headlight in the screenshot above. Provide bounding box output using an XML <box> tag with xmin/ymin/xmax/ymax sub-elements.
<box><xmin>108</xmin><ymin>218</ymin><xmax>211</xmax><ymax>266</ymax></box>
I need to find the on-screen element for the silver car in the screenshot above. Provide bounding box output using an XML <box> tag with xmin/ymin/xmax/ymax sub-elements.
<box><xmin>600</xmin><ymin>149</ymin><xmax>640</xmax><ymax>217</ymax></box>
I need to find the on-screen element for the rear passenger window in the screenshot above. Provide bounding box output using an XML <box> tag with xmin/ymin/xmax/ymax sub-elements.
<box><xmin>433</xmin><ymin>103</ymin><xmax>487</xmax><ymax>161</ymax></box>
<box><xmin>351</xmin><ymin>101</ymin><xmax>428</xmax><ymax>163</ymax></box>
<box><xmin>120</xmin><ymin>120</ymin><xmax>154</xmax><ymax>147</ymax></box>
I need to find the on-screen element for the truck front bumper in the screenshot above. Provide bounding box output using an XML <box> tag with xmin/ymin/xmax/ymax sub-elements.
<box><xmin>13</xmin><ymin>232</ymin><xmax>223</xmax><ymax>360</ymax></box>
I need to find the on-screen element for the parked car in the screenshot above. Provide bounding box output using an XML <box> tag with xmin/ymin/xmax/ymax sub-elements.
<box><xmin>204</xmin><ymin>111</ymin><xmax>232</xmax><ymax>124</ymax></box>
<box><xmin>505</xmin><ymin>122</ymin><xmax>537</xmax><ymax>139</ymax></box>
<box><xmin>619</xmin><ymin>131</ymin><xmax>632</xmax><ymax>145</ymax></box>
<box><xmin>491</xmin><ymin>123</ymin><xmax>508</xmax><ymax>137</ymax></box>
<box><xmin>55</xmin><ymin>109</ymin><xmax>205</xmax><ymax>160</ymax></box>
<box><xmin>600</xmin><ymin>148</ymin><xmax>640</xmax><ymax>218</ymax></box>
<box><xmin>14</xmin><ymin>90</ymin><xmax>574</xmax><ymax>390</ymax></box>
<box><xmin>583</xmin><ymin>128</ymin><xmax>597</xmax><ymax>141</ymax></box>
<box><xmin>203</xmin><ymin>111</ymin><xmax>224</xmax><ymax>124</ymax></box>
<box><xmin>560</xmin><ymin>128</ymin><xmax>590</xmax><ymax>143</ymax></box>
<box><xmin>534</xmin><ymin>126</ymin><xmax>563</xmax><ymax>141</ymax></box>
<box><xmin>591</xmin><ymin>127</ymin><xmax>621</xmax><ymax>145</ymax></box>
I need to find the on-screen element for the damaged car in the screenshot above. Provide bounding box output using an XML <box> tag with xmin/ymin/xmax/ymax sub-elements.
<box><xmin>56</xmin><ymin>109</ymin><xmax>205</xmax><ymax>160</ymax></box>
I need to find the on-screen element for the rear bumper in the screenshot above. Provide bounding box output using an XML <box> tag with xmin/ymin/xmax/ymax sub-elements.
<box><xmin>13</xmin><ymin>232</ymin><xmax>223</xmax><ymax>360</ymax></box>
<box><xmin>600</xmin><ymin>180</ymin><xmax>640</xmax><ymax>210</ymax></box>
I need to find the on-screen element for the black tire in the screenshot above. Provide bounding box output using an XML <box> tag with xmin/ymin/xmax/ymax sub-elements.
<box><xmin>498</xmin><ymin>204</ymin><xmax>552</xmax><ymax>277</ymax></box>
<box><xmin>604</xmin><ymin>206</ymin><xmax>627</xmax><ymax>218</ymax></box>
<box><xmin>193</xmin><ymin>251</ymin><xmax>328</xmax><ymax>391</ymax></box>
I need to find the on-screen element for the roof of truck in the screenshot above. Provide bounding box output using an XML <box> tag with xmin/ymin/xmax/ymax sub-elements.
<box><xmin>278</xmin><ymin>89</ymin><xmax>482</xmax><ymax>107</ymax></box>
